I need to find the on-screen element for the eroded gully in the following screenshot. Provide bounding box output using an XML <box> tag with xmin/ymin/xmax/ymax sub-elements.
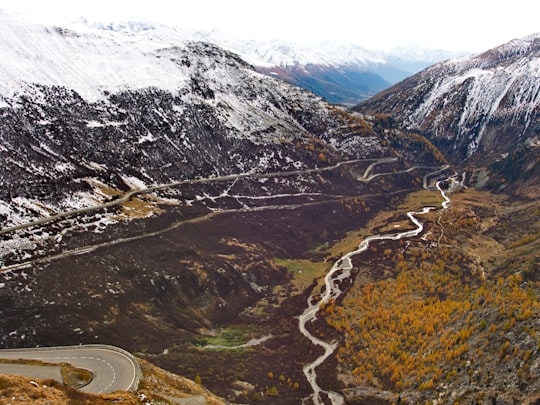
<box><xmin>299</xmin><ymin>165</ymin><xmax>452</xmax><ymax>405</ymax></box>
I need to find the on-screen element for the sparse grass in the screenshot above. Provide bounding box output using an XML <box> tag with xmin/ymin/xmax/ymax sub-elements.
<box><xmin>88</xmin><ymin>179</ymin><xmax>123</xmax><ymax>198</ymax></box>
<box><xmin>137</xmin><ymin>358</ymin><xmax>228</xmax><ymax>405</ymax></box>
<box><xmin>402</xmin><ymin>189</ymin><xmax>445</xmax><ymax>209</ymax></box>
<box><xmin>322</xmin><ymin>230</ymin><xmax>367</xmax><ymax>260</ymax></box>
<box><xmin>120</xmin><ymin>196</ymin><xmax>164</xmax><ymax>219</ymax></box>
<box><xmin>274</xmin><ymin>258</ymin><xmax>330</xmax><ymax>290</ymax></box>
<box><xmin>509</xmin><ymin>228</ymin><xmax>540</xmax><ymax>248</ymax></box>
<box><xmin>0</xmin><ymin>358</ymin><xmax>57</xmax><ymax>367</ymax></box>
<box><xmin>88</xmin><ymin>179</ymin><xmax>165</xmax><ymax>219</ymax></box>
<box><xmin>309</xmin><ymin>241</ymin><xmax>330</xmax><ymax>253</ymax></box>
<box><xmin>0</xmin><ymin>359</ymin><xmax>93</xmax><ymax>388</ymax></box>
<box><xmin>61</xmin><ymin>364</ymin><xmax>94</xmax><ymax>389</ymax></box>
<box><xmin>193</xmin><ymin>325</ymin><xmax>260</xmax><ymax>348</ymax></box>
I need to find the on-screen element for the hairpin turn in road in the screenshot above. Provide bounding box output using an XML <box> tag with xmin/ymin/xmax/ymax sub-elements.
<box><xmin>0</xmin><ymin>345</ymin><xmax>140</xmax><ymax>393</ymax></box>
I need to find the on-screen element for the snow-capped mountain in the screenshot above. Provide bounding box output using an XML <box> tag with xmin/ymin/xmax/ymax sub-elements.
<box><xmin>160</xmin><ymin>33</ymin><xmax>407</xmax><ymax>105</ymax></box>
<box><xmin>358</xmin><ymin>33</ymin><xmax>540</xmax><ymax>162</ymax></box>
<box><xmin>81</xmin><ymin>20</ymin><xmax>387</xmax><ymax>68</ymax></box>
<box><xmin>0</xmin><ymin>10</ymin><xmax>386</xmax><ymax>232</ymax></box>
<box><xmin>78</xmin><ymin>19</ymin><xmax>462</xmax><ymax>105</ymax></box>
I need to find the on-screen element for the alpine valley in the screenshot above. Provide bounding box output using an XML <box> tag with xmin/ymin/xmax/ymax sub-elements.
<box><xmin>0</xmin><ymin>9</ymin><xmax>539</xmax><ymax>405</ymax></box>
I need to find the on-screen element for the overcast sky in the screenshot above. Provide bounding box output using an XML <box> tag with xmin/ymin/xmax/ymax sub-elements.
<box><xmin>1</xmin><ymin>0</ymin><xmax>538</xmax><ymax>51</ymax></box>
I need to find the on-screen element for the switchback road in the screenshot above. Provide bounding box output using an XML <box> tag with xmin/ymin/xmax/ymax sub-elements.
<box><xmin>0</xmin><ymin>345</ymin><xmax>139</xmax><ymax>394</ymax></box>
<box><xmin>0</xmin><ymin>158</ymin><xmax>369</xmax><ymax>237</ymax></box>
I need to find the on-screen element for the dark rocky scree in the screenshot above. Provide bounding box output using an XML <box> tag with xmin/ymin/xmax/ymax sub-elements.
<box><xmin>0</xmin><ymin>169</ymin><xmax>414</xmax><ymax>405</ymax></box>
<box><xmin>0</xmin><ymin>158</ymin><xmax>425</xmax><ymax>350</ymax></box>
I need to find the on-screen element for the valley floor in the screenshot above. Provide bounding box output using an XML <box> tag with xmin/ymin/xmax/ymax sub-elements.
<box><xmin>1</xmin><ymin>160</ymin><xmax>538</xmax><ymax>404</ymax></box>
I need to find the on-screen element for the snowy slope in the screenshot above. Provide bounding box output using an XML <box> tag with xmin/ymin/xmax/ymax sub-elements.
<box><xmin>81</xmin><ymin>20</ymin><xmax>386</xmax><ymax>68</ymax></box>
<box><xmin>358</xmin><ymin>33</ymin><xmax>540</xmax><ymax>163</ymax></box>
<box><xmin>0</xmin><ymin>10</ymin><xmax>386</xmax><ymax>233</ymax></box>
<box><xmin>212</xmin><ymin>38</ymin><xmax>387</xmax><ymax>68</ymax></box>
<box><xmin>79</xmin><ymin>19</ymin><xmax>463</xmax><ymax>104</ymax></box>
<box><xmin>85</xmin><ymin>19</ymin><xmax>461</xmax><ymax>69</ymax></box>
<box><xmin>0</xmin><ymin>10</ymin><xmax>390</xmax><ymax>107</ymax></box>
<box><xmin>0</xmin><ymin>11</ymin><xmax>198</xmax><ymax>103</ymax></box>
<box><xmin>55</xmin><ymin>19</ymin><xmax>392</xmax><ymax>105</ymax></box>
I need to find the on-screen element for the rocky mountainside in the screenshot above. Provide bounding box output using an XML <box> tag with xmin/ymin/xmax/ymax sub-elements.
<box><xmin>0</xmin><ymin>10</ymin><xmax>389</xmax><ymax>234</ymax></box>
<box><xmin>357</xmin><ymin>34</ymin><xmax>540</xmax><ymax>194</ymax></box>
<box><xmin>256</xmin><ymin>63</ymin><xmax>393</xmax><ymax>106</ymax></box>
<box><xmin>356</xmin><ymin>34</ymin><xmax>540</xmax><ymax>196</ymax></box>
<box><xmin>0</xmin><ymin>9</ymin><xmax>405</xmax><ymax>346</ymax></box>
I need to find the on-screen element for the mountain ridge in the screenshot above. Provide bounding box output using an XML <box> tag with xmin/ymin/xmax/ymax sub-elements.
<box><xmin>357</xmin><ymin>32</ymin><xmax>540</xmax><ymax>194</ymax></box>
<box><xmin>70</xmin><ymin>16</ymin><xmax>465</xmax><ymax>105</ymax></box>
<box><xmin>80</xmin><ymin>18</ymin><xmax>460</xmax><ymax>68</ymax></box>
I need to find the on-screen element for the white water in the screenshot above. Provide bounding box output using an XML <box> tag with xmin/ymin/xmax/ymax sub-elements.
<box><xmin>299</xmin><ymin>167</ymin><xmax>452</xmax><ymax>405</ymax></box>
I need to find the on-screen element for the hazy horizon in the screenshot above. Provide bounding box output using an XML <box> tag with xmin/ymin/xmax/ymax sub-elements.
<box><xmin>1</xmin><ymin>0</ymin><xmax>538</xmax><ymax>52</ymax></box>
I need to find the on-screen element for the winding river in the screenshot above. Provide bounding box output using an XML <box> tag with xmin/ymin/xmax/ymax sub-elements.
<box><xmin>299</xmin><ymin>166</ymin><xmax>452</xmax><ymax>405</ymax></box>
<box><xmin>0</xmin><ymin>156</ymin><xmax>453</xmax><ymax>403</ymax></box>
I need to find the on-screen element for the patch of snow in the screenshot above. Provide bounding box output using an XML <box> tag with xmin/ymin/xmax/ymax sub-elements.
<box><xmin>86</xmin><ymin>120</ymin><xmax>103</xmax><ymax>128</ymax></box>
<box><xmin>12</xmin><ymin>197</ymin><xmax>52</xmax><ymax>218</ymax></box>
<box><xmin>54</xmin><ymin>162</ymin><xmax>76</xmax><ymax>174</ymax></box>
<box><xmin>138</xmin><ymin>131</ymin><xmax>155</xmax><ymax>144</ymax></box>
<box><xmin>121</xmin><ymin>175</ymin><xmax>147</xmax><ymax>190</ymax></box>
<box><xmin>86</xmin><ymin>120</ymin><xmax>127</xmax><ymax>128</ymax></box>
<box><xmin>82</xmin><ymin>161</ymin><xmax>108</xmax><ymax>172</ymax></box>
<box><xmin>38</xmin><ymin>142</ymin><xmax>61</xmax><ymax>158</ymax></box>
<box><xmin>172</xmin><ymin>104</ymin><xmax>184</xmax><ymax>113</ymax></box>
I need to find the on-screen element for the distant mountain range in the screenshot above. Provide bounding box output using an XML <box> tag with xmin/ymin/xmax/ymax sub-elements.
<box><xmin>83</xmin><ymin>20</ymin><xmax>466</xmax><ymax>105</ymax></box>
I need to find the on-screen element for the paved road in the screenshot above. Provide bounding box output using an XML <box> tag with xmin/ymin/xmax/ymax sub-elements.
<box><xmin>0</xmin><ymin>158</ymin><xmax>369</xmax><ymax>237</ymax></box>
<box><xmin>0</xmin><ymin>345</ymin><xmax>139</xmax><ymax>394</ymax></box>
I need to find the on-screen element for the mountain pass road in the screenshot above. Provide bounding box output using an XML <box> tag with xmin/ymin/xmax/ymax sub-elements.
<box><xmin>0</xmin><ymin>345</ymin><xmax>140</xmax><ymax>394</ymax></box>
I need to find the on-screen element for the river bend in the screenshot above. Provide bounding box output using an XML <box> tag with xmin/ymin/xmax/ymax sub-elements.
<box><xmin>299</xmin><ymin>167</ymin><xmax>452</xmax><ymax>405</ymax></box>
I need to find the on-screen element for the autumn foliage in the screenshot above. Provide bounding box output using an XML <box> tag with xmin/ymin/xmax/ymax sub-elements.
<box><xmin>325</xmin><ymin>244</ymin><xmax>540</xmax><ymax>394</ymax></box>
